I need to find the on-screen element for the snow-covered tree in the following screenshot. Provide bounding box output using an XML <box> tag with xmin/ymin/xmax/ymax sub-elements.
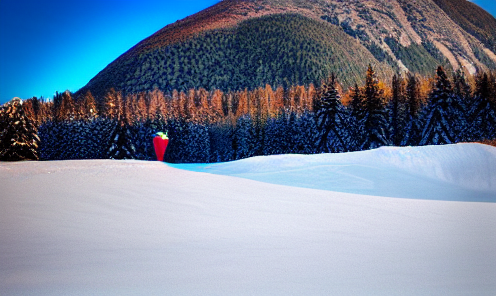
<box><xmin>0</xmin><ymin>98</ymin><xmax>40</xmax><ymax>161</ymax></box>
<box><xmin>233</xmin><ymin>115</ymin><xmax>256</xmax><ymax>160</ymax></box>
<box><xmin>402</xmin><ymin>73</ymin><xmax>423</xmax><ymax>146</ymax></box>
<box><xmin>104</xmin><ymin>89</ymin><xmax>137</xmax><ymax>159</ymax></box>
<box><xmin>452</xmin><ymin>69</ymin><xmax>472</xmax><ymax>112</ymax></box>
<box><xmin>209</xmin><ymin>122</ymin><xmax>234</xmax><ymax>162</ymax></box>
<box><xmin>263</xmin><ymin>113</ymin><xmax>288</xmax><ymax>155</ymax></box>
<box><xmin>420</xmin><ymin>66</ymin><xmax>464</xmax><ymax>145</ymax></box>
<box><xmin>361</xmin><ymin>65</ymin><xmax>390</xmax><ymax>150</ymax></box>
<box><xmin>106</xmin><ymin>120</ymin><xmax>137</xmax><ymax>160</ymax></box>
<box><xmin>467</xmin><ymin>72</ymin><xmax>496</xmax><ymax>141</ymax></box>
<box><xmin>314</xmin><ymin>74</ymin><xmax>349</xmax><ymax>153</ymax></box>
<box><xmin>389</xmin><ymin>74</ymin><xmax>407</xmax><ymax>146</ymax></box>
<box><xmin>348</xmin><ymin>83</ymin><xmax>365</xmax><ymax>151</ymax></box>
<box><xmin>292</xmin><ymin>112</ymin><xmax>319</xmax><ymax>154</ymax></box>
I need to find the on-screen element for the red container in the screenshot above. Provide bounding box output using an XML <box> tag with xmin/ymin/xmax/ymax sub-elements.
<box><xmin>153</xmin><ymin>136</ymin><xmax>169</xmax><ymax>161</ymax></box>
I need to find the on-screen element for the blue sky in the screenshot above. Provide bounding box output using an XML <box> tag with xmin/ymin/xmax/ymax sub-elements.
<box><xmin>0</xmin><ymin>0</ymin><xmax>495</xmax><ymax>105</ymax></box>
<box><xmin>471</xmin><ymin>0</ymin><xmax>496</xmax><ymax>18</ymax></box>
<box><xmin>0</xmin><ymin>0</ymin><xmax>218</xmax><ymax>104</ymax></box>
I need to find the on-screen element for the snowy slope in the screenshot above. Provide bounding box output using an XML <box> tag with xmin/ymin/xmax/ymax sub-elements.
<box><xmin>1</xmin><ymin>144</ymin><xmax>496</xmax><ymax>296</ymax></box>
<box><xmin>175</xmin><ymin>143</ymin><xmax>496</xmax><ymax>202</ymax></box>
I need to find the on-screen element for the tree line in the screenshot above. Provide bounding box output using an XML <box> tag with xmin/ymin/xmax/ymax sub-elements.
<box><xmin>1</xmin><ymin>65</ymin><xmax>495</xmax><ymax>162</ymax></box>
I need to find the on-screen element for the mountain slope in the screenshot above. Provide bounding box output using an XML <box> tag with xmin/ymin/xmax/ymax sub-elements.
<box><xmin>78</xmin><ymin>0</ymin><xmax>496</xmax><ymax>99</ymax></box>
<box><xmin>432</xmin><ymin>0</ymin><xmax>496</xmax><ymax>54</ymax></box>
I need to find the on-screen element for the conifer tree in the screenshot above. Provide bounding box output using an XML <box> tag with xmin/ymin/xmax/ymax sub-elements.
<box><xmin>350</xmin><ymin>84</ymin><xmax>365</xmax><ymax>122</ymax></box>
<box><xmin>314</xmin><ymin>73</ymin><xmax>348</xmax><ymax>152</ymax></box>
<box><xmin>361</xmin><ymin>64</ymin><xmax>390</xmax><ymax>150</ymax></box>
<box><xmin>233</xmin><ymin>115</ymin><xmax>255</xmax><ymax>160</ymax></box>
<box><xmin>420</xmin><ymin>66</ymin><xmax>463</xmax><ymax>145</ymax></box>
<box><xmin>263</xmin><ymin>113</ymin><xmax>287</xmax><ymax>155</ymax></box>
<box><xmin>0</xmin><ymin>98</ymin><xmax>40</xmax><ymax>161</ymax></box>
<box><xmin>80</xmin><ymin>91</ymin><xmax>98</xmax><ymax>120</ymax></box>
<box><xmin>402</xmin><ymin>73</ymin><xmax>423</xmax><ymax>146</ymax></box>
<box><xmin>56</xmin><ymin>91</ymin><xmax>76</xmax><ymax>121</ymax></box>
<box><xmin>390</xmin><ymin>74</ymin><xmax>406</xmax><ymax>146</ymax></box>
<box><xmin>467</xmin><ymin>72</ymin><xmax>496</xmax><ymax>141</ymax></box>
<box><xmin>452</xmin><ymin>69</ymin><xmax>472</xmax><ymax>110</ymax></box>
<box><xmin>104</xmin><ymin>89</ymin><xmax>137</xmax><ymax>159</ymax></box>
<box><xmin>348</xmin><ymin>83</ymin><xmax>365</xmax><ymax>150</ymax></box>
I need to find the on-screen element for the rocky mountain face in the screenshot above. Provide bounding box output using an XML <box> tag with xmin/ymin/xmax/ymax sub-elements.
<box><xmin>78</xmin><ymin>0</ymin><xmax>496</xmax><ymax>99</ymax></box>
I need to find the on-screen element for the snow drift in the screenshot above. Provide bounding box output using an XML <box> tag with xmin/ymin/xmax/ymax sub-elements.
<box><xmin>1</xmin><ymin>143</ymin><xmax>495</xmax><ymax>295</ymax></box>
<box><xmin>177</xmin><ymin>143</ymin><xmax>496</xmax><ymax>202</ymax></box>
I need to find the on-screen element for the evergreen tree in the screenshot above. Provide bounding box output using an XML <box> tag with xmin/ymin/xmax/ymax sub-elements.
<box><xmin>452</xmin><ymin>69</ymin><xmax>472</xmax><ymax>111</ymax></box>
<box><xmin>361</xmin><ymin>65</ymin><xmax>390</xmax><ymax>150</ymax></box>
<box><xmin>420</xmin><ymin>66</ymin><xmax>463</xmax><ymax>145</ymax></box>
<box><xmin>80</xmin><ymin>91</ymin><xmax>98</xmax><ymax>121</ymax></box>
<box><xmin>348</xmin><ymin>83</ymin><xmax>365</xmax><ymax>150</ymax></box>
<box><xmin>389</xmin><ymin>74</ymin><xmax>407</xmax><ymax>146</ymax></box>
<box><xmin>402</xmin><ymin>73</ymin><xmax>423</xmax><ymax>146</ymax></box>
<box><xmin>209</xmin><ymin>122</ymin><xmax>234</xmax><ymax>162</ymax></box>
<box><xmin>314</xmin><ymin>74</ymin><xmax>348</xmax><ymax>153</ymax></box>
<box><xmin>293</xmin><ymin>112</ymin><xmax>319</xmax><ymax>154</ymax></box>
<box><xmin>104</xmin><ymin>89</ymin><xmax>137</xmax><ymax>159</ymax></box>
<box><xmin>107</xmin><ymin>120</ymin><xmax>138</xmax><ymax>160</ymax></box>
<box><xmin>467</xmin><ymin>72</ymin><xmax>496</xmax><ymax>141</ymax></box>
<box><xmin>56</xmin><ymin>91</ymin><xmax>77</xmax><ymax>122</ymax></box>
<box><xmin>0</xmin><ymin>98</ymin><xmax>40</xmax><ymax>161</ymax></box>
<box><xmin>233</xmin><ymin>115</ymin><xmax>256</xmax><ymax>160</ymax></box>
<box><xmin>263</xmin><ymin>113</ymin><xmax>287</xmax><ymax>155</ymax></box>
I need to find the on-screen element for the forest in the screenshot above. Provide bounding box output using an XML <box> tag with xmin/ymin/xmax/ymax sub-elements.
<box><xmin>80</xmin><ymin>14</ymin><xmax>396</xmax><ymax>99</ymax></box>
<box><xmin>1</xmin><ymin>65</ymin><xmax>495</xmax><ymax>162</ymax></box>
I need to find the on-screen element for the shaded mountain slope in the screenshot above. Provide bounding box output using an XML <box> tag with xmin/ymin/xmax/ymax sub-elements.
<box><xmin>78</xmin><ymin>0</ymin><xmax>496</xmax><ymax>99</ymax></box>
<box><xmin>432</xmin><ymin>0</ymin><xmax>496</xmax><ymax>54</ymax></box>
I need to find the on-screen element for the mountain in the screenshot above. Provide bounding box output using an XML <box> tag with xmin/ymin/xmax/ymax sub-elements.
<box><xmin>78</xmin><ymin>0</ymin><xmax>496</xmax><ymax>99</ymax></box>
<box><xmin>431</xmin><ymin>0</ymin><xmax>496</xmax><ymax>54</ymax></box>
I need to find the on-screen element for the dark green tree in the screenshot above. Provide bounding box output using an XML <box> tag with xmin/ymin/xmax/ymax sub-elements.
<box><xmin>420</xmin><ymin>66</ymin><xmax>463</xmax><ymax>145</ymax></box>
<box><xmin>104</xmin><ymin>89</ymin><xmax>137</xmax><ymax>159</ymax></box>
<box><xmin>314</xmin><ymin>73</ymin><xmax>348</xmax><ymax>152</ymax></box>
<box><xmin>402</xmin><ymin>73</ymin><xmax>423</xmax><ymax>146</ymax></box>
<box><xmin>389</xmin><ymin>74</ymin><xmax>406</xmax><ymax>146</ymax></box>
<box><xmin>348</xmin><ymin>83</ymin><xmax>365</xmax><ymax>150</ymax></box>
<box><xmin>361</xmin><ymin>64</ymin><xmax>390</xmax><ymax>150</ymax></box>
<box><xmin>0</xmin><ymin>98</ymin><xmax>40</xmax><ymax>161</ymax></box>
<box><xmin>467</xmin><ymin>72</ymin><xmax>496</xmax><ymax>141</ymax></box>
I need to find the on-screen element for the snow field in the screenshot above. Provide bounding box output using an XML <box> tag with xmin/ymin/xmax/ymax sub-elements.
<box><xmin>1</xmin><ymin>143</ymin><xmax>495</xmax><ymax>295</ymax></box>
<box><xmin>178</xmin><ymin>143</ymin><xmax>496</xmax><ymax>202</ymax></box>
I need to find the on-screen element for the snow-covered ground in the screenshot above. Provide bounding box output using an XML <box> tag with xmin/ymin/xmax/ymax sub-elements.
<box><xmin>175</xmin><ymin>143</ymin><xmax>496</xmax><ymax>202</ymax></box>
<box><xmin>1</xmin><ymin>143</ymin><xmax>495</xmax><ymax>295</ymax></box>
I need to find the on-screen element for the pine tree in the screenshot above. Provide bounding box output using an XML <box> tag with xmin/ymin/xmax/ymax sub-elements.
<box><xmin>361</xmin><ymin>64</ymin><xmax>390</xmax><ymax>150</ymax></box>
<box><xmin>104</xmin><ymin>89</ymin><xmax>137</xmax><ymax>159</ymax></box>
<box><xmin>209</xmin><ymin>121</ymin><xmax>234</xmax><ymax>162</ymax></box>
<box><xmin>467</xmin><ymin>72</ymin><xmax>496</xmax><ymax>141</ymax></box>
<box><xmin>0</xmin><ymin>98</ymin><xmax>40</xmax><ymax>161</ymax></box>
<box><xmin>389</xmin><ymin>74</ymin><xmax>406</xmax><ymax>146</ymax></box>
<box><xmin>314</xmin><ymin>73</ymin><xmax>348</xmax><ymax>152</ymax></box>
<box><xmin>291</xmin><ymin>112</ymin><xmax>319</xmax><ymax>154</ymax></box>
<box><xmin>56</xmin><ymin>91</ymin><xmax>76</xmax><ymax>121</ymax></box>
<box><xmin>80</xmin><ymin>91</ymin><xmax>98</xmax><ymax>121</ymax></box>
<box><xmin>263</xmin><ymin>113</ymin><xmax>287</xmax><ymax>155</ymax></box>
<box><xmin>420</xmin><ymin>66</ymin><xmax>463</xmax><ymax>145</ymax></box>
<box><xmin>348</xmin><ymin>83</ymin><xmax>365</xmax><ymax>150</ymax></box>
<box><xmin>233</xmin><ymin>115</ymin><xmax>255</xmax><ymax>160</ymax></box>
<box><xmin>452</xmin><ymin>69</ymin><xmax>472</xmax><ymax>111</ymax></box>
<box><xmin>107</xmin><ymin>120</ymin><xmax>137</xmax><ymax>160</ymax></box>
<box><xmin>402</xmin><ymin>73</ymin><xmax>423</xmax><ymax>146</ymax></box>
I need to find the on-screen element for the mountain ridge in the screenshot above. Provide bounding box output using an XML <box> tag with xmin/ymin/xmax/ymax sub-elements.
<box><xmin>78</xmin><ymin>0</ymin><xmax>496</xmax><ymax>99</ymax></box>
